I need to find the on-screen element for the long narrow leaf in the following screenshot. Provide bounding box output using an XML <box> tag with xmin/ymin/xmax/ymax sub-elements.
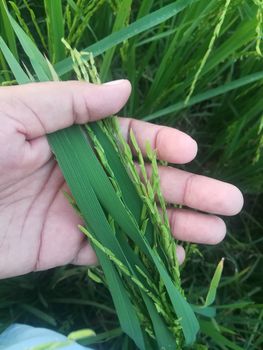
<box><xmin>4</xmin><ymin>7</ymin><xmax>51</xmax><ymax>81</ymax></box>
<box><xmin>55</xmin><ymin>0</ymin><xmax>199</xmax><ymax>76</ymax></box>
<box><xmin>0</xmin><ymin>0</ymin><xmax>18</xmax><ymax>59</ymax></box>
<box><xmin>2</xmin><ymin>7</ymin><xmax>200</xmax><ymax>347</ymax></box>
<box><xmin>49</xmin><ymin>113</ymin><xmax>199</xmax><ymax>347</ymax></box>
<box><xmin>200</xmin><ymin>320</ymin><xmax>244</xmax><ymax>350</ymax></box>
<box><xmin>44</xmin><ymin>0</ymin><xmax>65</xmax><ymax>63</ymax></box>
<box><xmin>100</xmin><ymin>0</ymin><xmax>132</xmax><ymax>81</ymax></box>
<box><xmin>95</xmin><ymin>249</ymin><xmax>146</xmax><ymax>350</ymax></box>
<box><xmin>204</xmin><ymin>258</ymin><xmax>224</xmax><ymax>307</ymax></box>
<box><xmin>0</xmin><ymin>36</ymin><xmax>30</xmax><ymax>84</ymax></box>
<box><xmin>143</xmin><ymin>71</ymin><xmax>263</xmax><ymax>121</ymax></box>
<box><xmin>148</xmin><ymin>251</ymin><xmax>199</xmax><ymax>345</ymax></box>
<box><xmin>143</xmin><ymin>294</ymin><xmax>177</xmax><ymax>349</ymax></box>
<box><xmin>47</xmin><ymin>126</ymin><xmax>134</xmax><ymax>268</ymax></box>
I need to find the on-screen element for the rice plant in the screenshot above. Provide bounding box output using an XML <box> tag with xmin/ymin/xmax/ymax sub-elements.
<box><xmin>0</xmin><ymin>1</ymin><xmax>262</xmax><ymax>349</ymax></box>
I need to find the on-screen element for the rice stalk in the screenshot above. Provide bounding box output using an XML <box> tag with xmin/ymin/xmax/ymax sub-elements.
<box><xmin>22</xmin><ymin>0</ymin><xmax>48</xmax><ymax>52</ymax></box>
<box><xmin>254</xmin><ymin>0</ymin><xmax>263</xmax><ymax>56</ymax></box>
<box><xmin>66</xmin><ymin>0</ymin><xmax>106</xmax><ymax>47</ymax></box>
<box><xmin>185</xmin><ymin>0</ymin><xmax>231</xmax><ymax>104</ymax></box>
<box><xmin>0</xmin><ymin>5</ymin><xmax>233</xmax><ymax>348</ymax></box>
<box><xmin>9</xmin><ymin>1</ymin><xmax>35</xmax><ymax>42</ymax></box>
<box><xmin>253</xmin><ymin>114</ymin><xmax>263</xmax><ymax>163</ymax></box>
<box><xmin>56</xmin><ymin>42</ymin><xmax>194</xmax><ymax>348</ymax></box>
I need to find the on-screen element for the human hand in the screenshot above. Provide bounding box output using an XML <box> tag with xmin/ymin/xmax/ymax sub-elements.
<box><xmin>0</xmin><ymin>80</ymin><xmax>243</xmax><ymax>279</ymax></box>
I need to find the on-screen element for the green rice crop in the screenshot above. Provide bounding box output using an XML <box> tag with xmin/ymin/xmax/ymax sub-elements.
<box><xmin>0</xmin><ymin>9</ymin><xmax>201</xmax><ymax>346</ymax></box>
<box><xmin>0</xmin><ymin>1</ymin><xmax>262</xmax><ymax>349</ymax></box>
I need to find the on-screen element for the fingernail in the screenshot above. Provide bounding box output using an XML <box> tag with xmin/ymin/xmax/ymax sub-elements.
<box><xmin>103</xmin><ymin>79</ymin><xmax>126</xmax><ymax>86</ymax></box>
<box><xmin>176</xmin><ymin>246</ymin><xmax>185</xmax><ymax>265</ymax></box>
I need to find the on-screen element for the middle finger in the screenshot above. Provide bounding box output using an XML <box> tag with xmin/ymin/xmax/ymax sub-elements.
<box><xmin>151</xmin><ymin>165</ymin><xmax>243</xmax><ymax>216</ymax></box>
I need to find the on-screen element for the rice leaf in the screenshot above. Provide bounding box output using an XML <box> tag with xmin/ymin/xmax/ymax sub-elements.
<box><xmin>142</xmin><ymin>294</ymin><xmax>178</xmax><ymax>349</ymax></box>
<box><xmin>47</xmin><ymin>81</ymin><xmax>198</xmax><ymax>346</ymax></box>
<box><xmin>95</xmin><ymin>248</ymin><xmax>146</xmax><ymax>350</ymax></box>
<box><xmin>0</xmin><ymin>36</ymin><xmax>30</xmax><ymax>84</ymax></box>
<box><xmin>204</xmin><ymin>258</ymin><xmax>224</xmax><ymax>307</ymax></box>
<box><xmin>144</xmin><ymin>71</ymin><xmax>263</xmax><ymax>121</ymax></box>
<box><xmin>89</xmin><ymin>122</ymin><xmax>142</xmax><ymax>222</ymax></box>
<box><xmin>47</xmin><ymin>126</ymin><xmax>134</xmax><ymax>268</ymax></box>
<box><xmin>55</xmin><ymin>0</ymin><xmax>200</xmax><ymax>76</ymax></box>
<box><xmin>3</xmin><ymin>7</ymin><xmax>51</xmax><ymax>81</ymax></box>
<box><xmin>50</xmin><ymin>298</ymin><xmax>115</xmax><ymax>314</ymax></box>
<box><xmin>50</xmin><ymin>51</ymin><xmax>199</xmax><ymax>345</ymax></box>
<box><xmin>44</xmin><ymin>0</ymin><xmax>65</xmax><ymax>63</ymax></box>
<box><xmin>191</xmin><ymin>305</ymin><xmax>216</xmax><ymax>318</ymax></box>
<box><xmin>20</xmin><ymin>304</ymin><xmax>57</xmax><ymax>326</ymax></box>
<box><xmin>100</xmin><ymin>0</ymin><xmax>132</xmax><ymax>81</ymax></box>
<box><xmin>147</xmin><ymin>250</ymin><xmax>199</xmax><ymax>345</ymax></box>
<box><xmin>48</xmin><ymin>127</ymin><xmax>147</xmax><ymax>348</ymax></box>
<box><xmin>95</xmin><ymin>235</ymin><xmax>177</xmax><ymax>349</ymax></box>
<box><xmin>9</xmin><ymin>1</ymin><xmax>35</xmax><ymax>43</ymax></box>
<box><xmin>185</xmin><ymin>0</ymin><xmax>231</xmax><ymax>103</ymax></box>
<box><xmin>89</xmin><ymin>119</ymin><xmax>198</xmax><ymax>344</ymax></box>
<box><xmin>21</xmin><ymin>0</ymin><xmax>48</xmax><ymax>52</ymax></box>
<box><xmin>200</xmin><ymin>320</ymin><xmax>244</xmax><ymax>350</ymax></box>
<box><xmin>0</xmin><ymin>0</ymin><xmax>18</xmax><ymax>59</ymax></box>
<box><xmin>3</xmin><ymin>9</ymin><xmax>200</xmax><ymax>347</ymax></box>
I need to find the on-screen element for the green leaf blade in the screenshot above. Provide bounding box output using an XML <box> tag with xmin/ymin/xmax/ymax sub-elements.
<box><xmin>55</xmin><ymin>0</ymin><xmax>199</xmax><ymax>76</ymax></box>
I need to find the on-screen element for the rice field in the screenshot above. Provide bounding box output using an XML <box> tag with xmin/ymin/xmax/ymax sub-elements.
<box><xmin>0</xmin><ymin>1</ymin><xmax>262</xmax><ymax>349</ymax></box>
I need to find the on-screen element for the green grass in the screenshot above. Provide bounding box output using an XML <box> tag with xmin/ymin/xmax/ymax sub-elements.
<box><xmin>0</xmin><ymin>0</ymin><xmax>262</xmax><ymax>349</ymax></box>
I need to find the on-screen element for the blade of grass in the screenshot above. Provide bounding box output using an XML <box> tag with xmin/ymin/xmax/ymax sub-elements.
<box><xmin>20</xmin><ymin>304</ymin><xmax>57</xmax><ymax>327</ymax></box>
<box><xmin>148</xmin><ymin>250</ymin><xmax>199</xmax><ymax>345</ymax></box>
<box><xmin>4</xmin><ymin>7</ymin><xmax>51</xmax><ymax>81</ymax></box>
<box><xmin>89</xmin><ymin>123</ymin><xmax>142</xmax><ymax>222</ymax></box>
<box><xmin>50</xmin><ymin>298</ymin><xmax>115</xmax><ymax>314</ymax></box>
<box><xmin>95</xmin><ymin>248</ymin><xmax>146</xmax><ymax>350</ymax></box>
<box><xmin>48</xmin><ymin>127</ymin><xmax>149</xmax><ymax>348</ymax></box>
<box><xmin>47</xmin><ymin>126</ymin><xmax>138</xmax><ymax>268</ymax></box>
<box><xmin>55</xmin><ymin>0</ymin><xmax>200</xmax><ymax>76</ymax></box>
<box><xmin>143</xmin><ymin>71</ymin><xmax>263</xmax><ymax>121</ymax></box>
<box><xmin>200</xmin><ymin>320</ymin><xmax>244</xmax><ymax>350</ymax></box>
<box><xmin>100</xmin><ymin>0</ymin><xmax>132</xmax><ymax>81</ymax></box>
<box><xmin>0</xmin><ymin>0</ymin><xmax>18</xmax><ymax>59</ymax></box>
<box><xmin>185</xmin><ymin>0</ymin><xmax>231</xmax><ymax>103</ymax></box>
<box><xmin>191</xmin><ymin>305</ymin><xmax>216</xmax><ymax>318</ymax></box>
<box><xmin>22</xmin><ymin>0</ymin><xmax>48</xmax><ymax>52</ymax></box>
<box><xmin>142</xmin><ymin>294</ymin><xmax>178</xmax><ymax>349</ymax></box>
<box><xmin>142</xmin><ymin>1</ymin><xmax>219</xmax><ymax>110</ymax></box>
<box><xmin>9</xmin><ymin>1</ymin><xmax>36</xmax><ymax>43</ymax></box>
<box><xmin>4</xmin><ymin>9</ymin><xmax>200</xmax><ymax>346</ymax></box>
<box><xmin>204</xmin><ymin>258</ymin><xmax>224</xmax><ymax>307</ymax></box>
<box><xmin>2</xmin><ymin>4</ymin><xmax>154</xmax><ymax>295</ymax></box>
<box><xmin>48</xmin><ymin>93</ymin><xmax>198</xmax><ymax>347</ymax></box>
<box><xmin>44</xmin><ymin>0</ymin><xmax>65</xmax><ymax>63</ymax></box>
<box><xmin>0</xmin><ymin>36</ymin><xmax>30</xmax><ymax>84</ymax></box>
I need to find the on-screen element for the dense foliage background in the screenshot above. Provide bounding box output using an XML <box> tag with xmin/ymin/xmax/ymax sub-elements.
<box><xmin>0</xmin><ymin>0</ymin><xmax>262</xmax><ymax>349</ymax></box>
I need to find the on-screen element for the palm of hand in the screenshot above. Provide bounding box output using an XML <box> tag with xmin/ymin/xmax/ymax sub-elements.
<box><xmin>0</xmin><ymin>151</ymin><xmax>97</xmax><ymax>278</ymax></box>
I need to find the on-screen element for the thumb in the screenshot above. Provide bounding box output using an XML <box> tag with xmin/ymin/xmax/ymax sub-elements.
<box><xmin>1</xmin><ymin>79</ymin><xmax>131</xmax><ymax>139</ymax></box>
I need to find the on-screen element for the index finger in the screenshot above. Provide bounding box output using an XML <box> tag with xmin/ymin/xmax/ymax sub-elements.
<box><xmin>0</xmin><ymin>80</ymin><xmax>131</xmax><ymax>139</ymax></box>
